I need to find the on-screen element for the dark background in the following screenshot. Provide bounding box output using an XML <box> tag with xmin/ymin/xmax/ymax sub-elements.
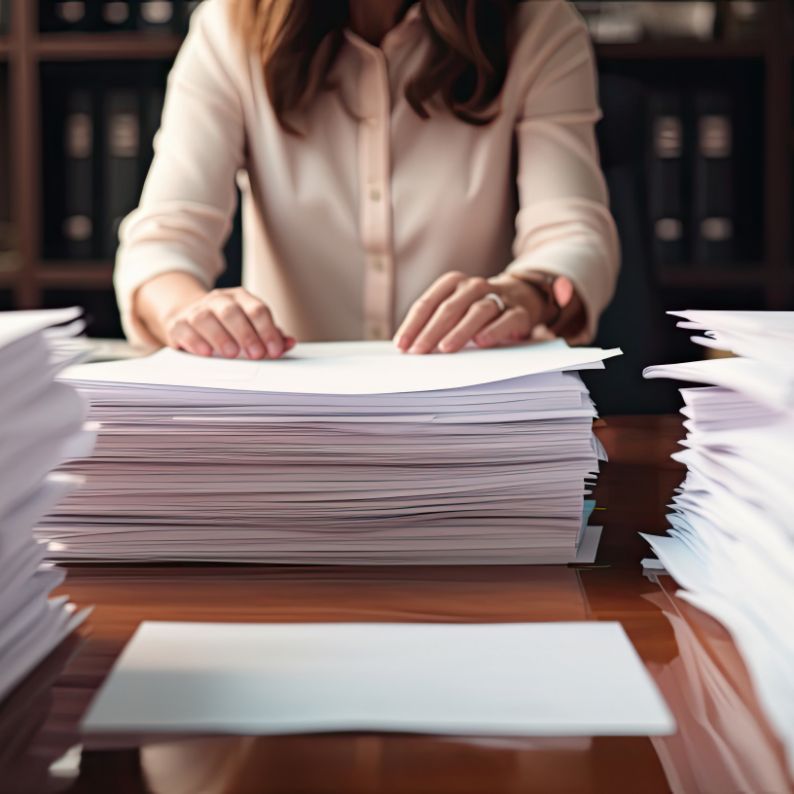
<box><xmin>1</xmin><ymin>0</ymin><xmax>792</xmax><ymax>414</ymax></box>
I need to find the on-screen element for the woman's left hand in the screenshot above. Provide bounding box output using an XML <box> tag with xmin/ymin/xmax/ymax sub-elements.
<box><xmin>394</xmin><ymin>271</ymin><xmax>571</xmax><ymax>354</ymax></box>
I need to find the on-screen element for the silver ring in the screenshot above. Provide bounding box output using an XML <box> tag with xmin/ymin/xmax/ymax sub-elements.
<box><xmin>484</xmin><ymin>292</ymin><xmax>506</xmax><ymax>314</ymax></box>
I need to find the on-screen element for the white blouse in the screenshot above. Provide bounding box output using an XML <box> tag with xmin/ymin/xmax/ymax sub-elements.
<box><xmin>115</xmin><ymin>0</ymin><xmax>620</xmax><ymax>347</ymax></box>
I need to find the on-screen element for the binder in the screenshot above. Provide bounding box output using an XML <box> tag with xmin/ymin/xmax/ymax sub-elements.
<box><xmin>139</xmin><ymin>85</ymin><xmax>165</xmax><ymax>184</ymax></box>
<box><xmin>0</xmin><ymin>75</ymin><xmax>10</xmax><ymax>259</ymax></box>
<box><xmin>647</xmin><ymin>91</ymin><xmax>686</xmax><ymax>269</ymax></box>
<box><xmin>692</xmin><ymin>91</ymin><xmax>734</xmax><ymax>267</ymax></box>
<box><xmin>41</xmin><ymin>1</ymin><xmax>101</xmax><ymax>31</ymax></box>
<box><xmin>0</xmin><ymin>1</ymin><xmax>9</xmax><ymax>34</ymax></box>
<box><xmin>100</xmin><ymin>0</ymin><xmax>136</xmax><ymax>31</ymax></box>
<box><xmin>102</xmin><ymin>90</ymin><xmax>142</xmax><ymax>259</ymax></box>
<box><xmin>138</xmin><ymin>0</ymin><xmax>176</xmax><ymax>31</ymax></box>
<box><xmin>62</xmin><ymin>89</ymin><xmax>96</xmax><ymax>259</ymax></box>
<box><xmin>176</xmin><ymin>0</ymin><xmax>203</xmax><ymax>33</ymax></box>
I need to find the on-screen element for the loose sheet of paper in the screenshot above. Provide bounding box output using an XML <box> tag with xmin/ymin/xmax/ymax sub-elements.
<box><xmin>82</xmin><ymin>621</ymin><xmax>674</xmax><ymax>737</ymax></box>
<box><xmin>63</xmin><ymin>339</ymin><xmax>621</xmax><ymax>395</ymax></box>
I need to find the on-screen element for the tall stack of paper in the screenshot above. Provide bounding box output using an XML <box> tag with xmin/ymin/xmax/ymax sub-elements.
<box><xmin>0</xmin><ymin>308</ymin><xmax>94</xmax><ymax>701</ymax></box>
<box><xmin>39</xmin><ymin>339</ymin><xmax>620</xmax><ymax>564</ymax></box>
<box><xmin>643</xmin><ymin>310</ymin><xmax>794</xmax><ymax>776</ymax></box>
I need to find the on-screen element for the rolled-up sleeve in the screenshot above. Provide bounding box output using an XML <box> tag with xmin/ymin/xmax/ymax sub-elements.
<box><xmin>114</xmin><ymin>0</ymin><xmax>245</xmax><ymax>346</ymax></box>
<box><xmin>506</xmin><ymin>0</ymin><xmax>620</xmax><ymax>343</ymax></box>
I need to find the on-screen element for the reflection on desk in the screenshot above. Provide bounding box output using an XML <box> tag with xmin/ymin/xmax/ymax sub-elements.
<box><xmin>647</xmin><ymin>584</ymin><xmax>792</xmax><ymax>794</ymax></box>
<box><xmin>0</xmin><ymin>635</ymin><xmax>83</xmax><ymax>794</ymax></box>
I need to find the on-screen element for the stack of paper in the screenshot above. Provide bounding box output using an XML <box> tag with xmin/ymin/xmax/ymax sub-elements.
<box><xmin>643</xmin><ymin>310</ymin><xmax>794</xmax><ymax>775</ymax></box>
<box><xmin>40</xmin><ymin>339</ymin><xmax>620</xmax><ymax>564</ymax></box>
<box><xmin>0</xmin><ymin>308</ymin><xmax>94</xmax><ymax>702</ymax></box>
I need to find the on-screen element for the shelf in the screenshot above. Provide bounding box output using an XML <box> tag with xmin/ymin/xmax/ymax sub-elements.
<box><xmin>35</xmin><ymin>33</ymin><xmax>182</xmax><ymax>61</ymax></box>
<box><xmin>595</xmin><ymin>39</ymin><xmax>766</xmax><ymax>60</ymax></box>
<box><xmin>657</xmin><ymin>267</ymin><xmax>767</xmax><ymax>289</ymax></box>
<box><xmin>36</xmin><ymin>262</ymin><xmax>114</xmax><ymax>288</ymax></box>
<box><xmin>0</xmin><ymin>268</ymin><xmax>20</xmax><ymax>288</ymax></box>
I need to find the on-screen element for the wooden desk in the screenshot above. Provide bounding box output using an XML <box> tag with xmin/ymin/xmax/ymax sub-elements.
<box><xmin>1</xmin><ymin>416</ymin><xmax>791</xmax><ymax>794</ymax></box>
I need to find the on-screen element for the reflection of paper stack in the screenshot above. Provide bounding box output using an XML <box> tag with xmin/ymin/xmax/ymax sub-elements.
<box><xmin>0</xmin><ymin>634</ymin><xmax>83</xmax><ymax>794</ymax></box>
<box><xmin>643</xmin><ymin>310</ymin><xmax>794</xmax><ymax>776</ymax></box>
<box><xmin>0</xmin><ymin>309</ymin><xmax>94</xmax><ymax>702</ymax></box>
<box><xmin>646</xmin><ymin>589</ymin><xmax>792</xmax><ymax>794</ymax></box>
<box><xmin>40</xmin><ymin>340</ymin><xmax>619</xmax><ymax>564</ymax></box>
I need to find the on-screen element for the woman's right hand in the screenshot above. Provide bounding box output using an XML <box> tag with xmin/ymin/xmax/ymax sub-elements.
<box><xmin>137</xmin><ymin>273</ymin><xmax>295</xmax><ymax>360</ymax></box>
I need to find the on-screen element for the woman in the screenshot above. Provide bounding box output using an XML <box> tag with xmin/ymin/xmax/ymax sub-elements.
<box><xmin>116</xmin><ymin>0</ymin><xmax>619</xmax><ymax>359</ymax></box>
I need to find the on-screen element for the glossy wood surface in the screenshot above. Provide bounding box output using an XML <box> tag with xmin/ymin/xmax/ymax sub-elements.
<box><xmin>1</xmin><ymin>416</ymin><xmax>791</xmax><ymax>794</ymax></box>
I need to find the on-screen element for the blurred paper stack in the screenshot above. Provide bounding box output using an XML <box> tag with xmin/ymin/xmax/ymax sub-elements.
<box><xmin>39</xmin><ymin>339</ymin><xmax>620</xmax><ymax>564</ymax></box>
<box><xmin>0</xmin><ymin>308</ymin><xmax>94</xmax><ymax>701</ymax></box>
<box><xmin>643</xmin><ymin>310</ymin><xmax>794</xmax><ymax>775</ymax></box>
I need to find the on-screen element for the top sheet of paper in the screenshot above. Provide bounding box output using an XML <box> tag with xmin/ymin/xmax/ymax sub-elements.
<box><xmin>82</xmin><ymin>621</ymin><xmax>674</xmax><ymax>737</ymax></box>
<box><xmin>0</xmin><ymin>307</ymin><xmax>82</xmax><ymax>351</ymax></box>
<box><xmin>63</xmin><ymin>340</ymin><xmax>621</xmax><ymax>395</ymax></box>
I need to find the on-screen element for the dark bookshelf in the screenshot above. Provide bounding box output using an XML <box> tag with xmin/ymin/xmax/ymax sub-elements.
<box><xmin>595</xmin><ymin>39</ymin><xmax>766</xmax><ymax>60</ymax></box>
<box><xmin>0</xmin><ymin>0</ymin><xmax>792</xmax><ymax>342</ymax></box>
<box><xmin>36</xmin><ymin>33</ymin><xmax>182</xmax><ymax>60</ymax></box>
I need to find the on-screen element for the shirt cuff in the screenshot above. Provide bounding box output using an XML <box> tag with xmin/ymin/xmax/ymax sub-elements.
<box><xmin>505</xmin><ymin>244</ymin><xmax>614</xmax><ymax>344</ymax></box>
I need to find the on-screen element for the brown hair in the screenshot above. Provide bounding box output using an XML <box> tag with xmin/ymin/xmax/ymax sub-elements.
<box><xmin>231</xmin><ymin>0</ymin><xmax>517</xmax><ymax>131</ymax></box>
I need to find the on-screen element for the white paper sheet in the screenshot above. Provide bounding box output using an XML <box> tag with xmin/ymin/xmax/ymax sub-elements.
<box><xmin>82</xmin><ymin>621</ymin><xmax>674</xmax><ymax>737</ymax></box>
<box><xmin>63</xmin><ymin>340</ymin><xmax>621</xmax><ymax>395</ymax></box>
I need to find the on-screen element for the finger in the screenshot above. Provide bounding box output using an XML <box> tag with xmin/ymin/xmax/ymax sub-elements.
<box><xmin>438</xmin><ymin>297</ymin><xmax>502</xmax><ymax>353</ymax></box>
<box><xmin>282</xmin><ymin>335</ymin><xmax>297</xmax><ymax>353</ymax></box>
<box><xmin>235</xmin><ymin>294</ymin><xmax>287</xmax><ymax>359</ymax></box>
<box><xmin>212</xmin><ymin>296</ymin><xmax>269</xmax><ymax>359</ymax></box>
<box><xmin>169</xmin><ymin>319</ymin><xmax>212</xmax><ymax>357</ymax></box>
<box><xmin>394</xmin><ymin>271</ymin><xmax>466</xmax><ymax>351</ymax></box>
<box><xmin>474</xmin><ymin>306</ymin><xmax>533</xmax><ymax>348</ymax></box>
<box><xmin>189</xmin><ymin>306</ymin><xmax>239</xmax><ymax>357</ymax></box>
<box><xmin>409</xmin><ymin>277</ymin><xmax>492</xmax><ymax>354</ymax></box>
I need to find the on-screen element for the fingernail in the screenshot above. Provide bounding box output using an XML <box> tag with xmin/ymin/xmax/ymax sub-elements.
<box><xmin>395</xmin><ymin>335</ymin><xmax>408</xmax><ymax>350</ymax></box>
<box><xmin>267</xmin><ymin>341</ymin><xmax>283</xmax><ymax>358</ymax></box>
<box><xmin>197</xmin><ymin>343</ymin><xmax>211</xmax><ymax>356</ymax></box>
<box><xmin>247</xmin><ymin>343</ymin><xmax>265</xmax><ymax>359</ymax></box>
<box><xmin>223</xmin><ymin>343</ymin><xmax>238</xmax><ymax>358</ymax></box>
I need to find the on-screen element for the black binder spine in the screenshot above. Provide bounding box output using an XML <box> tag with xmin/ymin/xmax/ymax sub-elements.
<box><xmin>102</xmin><ymin>90</ymin><xmax>142</xmax><ymax>259</ymax></box>
<box><xmin>140</xmin><ymin>85</ymin><xmax>165</xmax><ymax>184</ymax></box>
<box><xmin>62</xmin><ymin>89</ymin><xmax>95</xmax><ymax>259</ymax></box>
<box><xmin>138</xmin><ymin>0</ymin><xmax>176</xmax><ymax>31</ymax></box>
<box><xmin>692</xmin><ymin>91</ymin><xmax>735</xmax><ymax>267</ymax></box>
<box><xmin>0</xmin><ymin>0</ymin><xmax>9</xmax><ymax>34</ymax></box>
<box><xmin>176</xmin><ymin>0</ymin><xmax>203</xmax><ymax>34</ymax></box>
<box><xmin>647</xmin><ymin>92</ymin><xmax>686</xmax><ymax>269</ymax></box>
<box><xmin>100</xmin><ymin>1</ymin><xmax>136</xmax><ymax>31</ymax></box>
<box><xmin>43</xmin><ymin>1</ymin><xmax>101</xmax><ymax>31</ymax></box>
